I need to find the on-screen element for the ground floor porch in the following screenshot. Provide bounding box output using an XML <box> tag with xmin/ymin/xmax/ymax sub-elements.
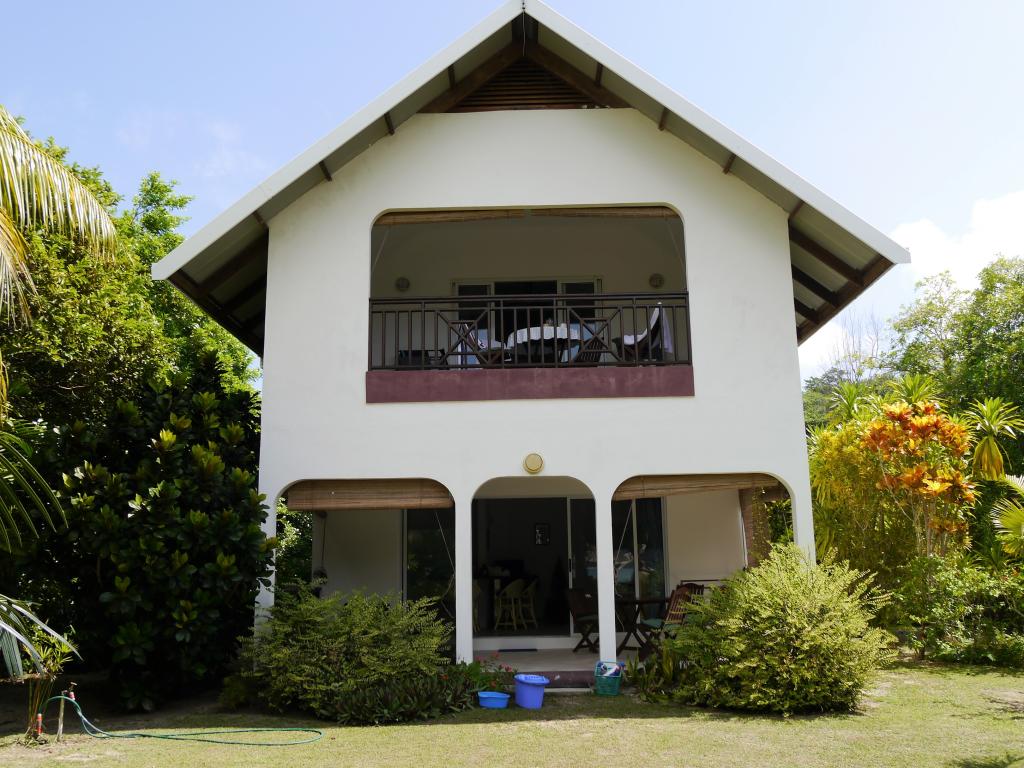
<box><xmin>281</xmin><ymin>472</ymin><xmax>794</xmax><ymax>665</ymax></box>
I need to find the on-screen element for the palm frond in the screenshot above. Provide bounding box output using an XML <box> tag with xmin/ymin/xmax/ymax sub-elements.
<box><xmin>888</xmin><ymin>373</ymin><xmax>941</xmax><ymax>405</ymax></box>
<box><xmin>1002</xmin><ymin>474</ymin><xmax>1024</xmax><ymax>498</ymax></box>
<box><xmin>992</xmin><ymin>475</ymin><xmax>1024</xmax><ymax>557</ymax></box>
<box><xmin>0</xmin><ymin>423</ymin><xmax>64</xmax><ymax>553</ymax></box>
<box><xmin>830</xmin><ymin>381</ymin><xmax>867</xmax><ymax>421</ymax></box>
<box><xmin>0</xmin><ymin>104</ymin><xmax>115</xmax><ymax>319</ymax></box>
<box><xmin>0</xmin><ymin>206</ymin><xmax>31</xmax><ymax>320</ymax></box>
<box><xmin>0</xmin><ymin>593</ymin><xmax>75</xmax><ymax>674</ymax></box>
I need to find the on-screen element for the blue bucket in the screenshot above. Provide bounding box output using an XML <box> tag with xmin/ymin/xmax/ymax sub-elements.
<box><xmin>514</xmin><ymin>674</ymin><xmax>550</xmax><ymax>709</ymax></box>
<box><xmin>477</xmin><ymin>691</ymin><xmax>510</xmax><ymax>709</ymax></box>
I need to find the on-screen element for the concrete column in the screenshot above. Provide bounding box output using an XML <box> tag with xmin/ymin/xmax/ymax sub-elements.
<box><xmin>453</xmin><ymin>490</ymin><xmax>474</xmax><ymax>662</ymax></box>
<box><xmin>593</xmin><ymin>489</ymin><xmax>618</xmax><ymax>661</ymax></box>
<box><xmin>788</xmin><ymin>475</ymin><xmax>816</xmax><ymax>563</ymax></box>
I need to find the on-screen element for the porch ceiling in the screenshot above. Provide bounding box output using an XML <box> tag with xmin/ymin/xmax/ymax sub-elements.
<box><xmin>154</xmin><ymin>2</ymin><xmax>908</xmax><ymax>354</ymax></box>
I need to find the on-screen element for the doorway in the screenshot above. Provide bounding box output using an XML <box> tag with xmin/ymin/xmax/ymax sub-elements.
<box><xmin>403</xmin><ymin>495</ymin><xmax>667</xmax><ymax>642</ymax></box>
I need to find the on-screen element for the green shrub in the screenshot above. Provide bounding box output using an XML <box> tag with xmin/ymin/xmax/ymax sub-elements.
<box><xmin>335</xmin><ymin>664</ymin><xmax>476</xmax><ymax>725</ymax></box>
<box><xmin>233</xmin><ymin>589</ymin><xmax>451</xmax><ymax>720</ymax></box>
<box><xmin>464</xmin><ymin>653</ymin><xmax>516</xmax><ymax>692</ymax></box>
<box><xmin>896</xmin><ymin>555</ymin><xmax>1024</xmax><ymax>666</ymax></box>
<box><xmin>274</xmin><ymin>501</ymin><xmax>313</xmax><ymax>587</ymax></box>
<box><xmin>655</xmin><ymin>544</ymin><xmax>895</xmax><ymax>714</ymax></box>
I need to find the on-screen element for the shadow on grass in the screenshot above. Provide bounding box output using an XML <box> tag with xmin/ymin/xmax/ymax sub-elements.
<box><xmin>890</xmin><ymin>659</ymin><xmax>1024</xmax><ymax>680</ymax></box>
<box><xmin>406</xmin><ymin>692</ymin><xmax>865</xmax><ymax>728</ymax></box>
<box><xmin>946</xmin><ymin>754</ymin><xmax>1024</xmax><ymax>768</ymax></box>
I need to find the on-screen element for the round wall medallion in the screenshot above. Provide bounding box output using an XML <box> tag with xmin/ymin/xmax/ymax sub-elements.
<box><xmin>395</xmin><ymin>276</ymin><xmax>410</xmax><ymax>292</ymax></box>
<box><xmin>523</xmin><ymin>453</ymin><xmax>544</xmax><ymax>474</ymax></box>
<box><xmin>648</xmin><ymin>273</ymin><xmax>665</xmax><ymax>289</ymax></box>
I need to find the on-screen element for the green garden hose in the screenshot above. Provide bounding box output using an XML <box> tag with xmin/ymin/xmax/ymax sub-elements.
<box><xmin>41</xmin><ymin>695</ymin><xmax>322</xmax><ymax>746</ymax></box>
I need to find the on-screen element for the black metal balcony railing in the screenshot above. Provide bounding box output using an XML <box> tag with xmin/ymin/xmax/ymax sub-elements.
<box><xmin>368</xmin><ymin>292</ymin><xmax>691</xmax><ymax>370</ymax></box>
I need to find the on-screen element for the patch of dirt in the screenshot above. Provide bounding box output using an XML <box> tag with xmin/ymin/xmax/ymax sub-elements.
<box><xmin>984</xmin><ymin>689</ymin><xmax>1024</xmax><ymax>715</ymax></box>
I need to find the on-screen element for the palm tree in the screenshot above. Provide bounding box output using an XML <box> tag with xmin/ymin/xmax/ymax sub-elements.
<box><xmin>0</xmin><ymin>103</ymin><xmax>114</xmax><ymax>670</ymax></box>
<box><xmin>968</xmin><ymin>398</ymin><xmax>1024</xmax><ymax>480</ymax></box>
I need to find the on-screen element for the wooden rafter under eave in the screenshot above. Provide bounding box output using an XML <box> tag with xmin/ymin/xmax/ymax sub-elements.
<box><xmin>795</xmin><ymin>254</ymin><xmax>893</xmax><ymax>342</ymax></box>
<box><xmin>196</xmin><ymin>233</ymin><xmax>268</xmax><ymax>295</ymax></box>
<box><xmin>168</xmin><ymin>270</ymin><xmax>264</xmax><ymax>355</ymax></box>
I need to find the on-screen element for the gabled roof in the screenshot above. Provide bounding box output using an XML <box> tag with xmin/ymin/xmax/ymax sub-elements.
<box><xmin>153</xmin><ymin>0</ymin><xmax>909</xmax><ymax>354</ymax></box>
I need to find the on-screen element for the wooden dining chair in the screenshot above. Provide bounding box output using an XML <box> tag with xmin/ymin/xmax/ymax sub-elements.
<box><xmin>494</xmin><ymin>579</ymin><xmax>525</xmax><ymax>631</ymax></box>
<box><xmin>520</xmin><ymin>579</ymin><xmax>539</xmax><ymax>629</ymax></box>
<box><xmin>567</xmin><ymin>587</ymin><xmax>599</xmax><ymax>652</ymax></box>
<box><xmin>637</xmin><ymin>582</ymin><xmax>703</xmax><ymax>648</ymax></box>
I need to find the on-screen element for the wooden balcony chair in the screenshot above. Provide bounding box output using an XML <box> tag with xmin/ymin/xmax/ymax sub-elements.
<box><xmin>567</xmin><ymin>334</ymin><xmax>608</xmax><ymax>365</ymax></box>
<box><xmin>447</xmin><ymin>323</ymin><xmax>507</xmax><ymax>367</ymax></box>
<box><xmin>568</xmin><ymin>587</ymin><xmax>599</xmax><ymax>653</ymax></box>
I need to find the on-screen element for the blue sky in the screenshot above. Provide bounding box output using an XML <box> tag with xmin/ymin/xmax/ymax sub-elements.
<box><xmin>5</xmin><ymin>1</ymin><xmax>1023</xmax><ymax>377</ymax></box>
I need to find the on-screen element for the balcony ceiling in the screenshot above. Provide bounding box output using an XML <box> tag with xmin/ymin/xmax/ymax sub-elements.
<box><xmin>154</xmin><ymin>0</ymin><xmax>908</xmax><ymax>356</ymax></box>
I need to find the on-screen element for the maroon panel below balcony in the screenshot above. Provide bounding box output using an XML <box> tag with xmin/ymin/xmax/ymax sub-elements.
<box><xmin>365</xmin><ymin>365</ymin><xmax>694</xmax><ymax>404</ymax></box>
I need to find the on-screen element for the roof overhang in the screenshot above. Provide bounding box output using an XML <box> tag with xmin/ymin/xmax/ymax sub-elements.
<box><xmin>153</xmin><ymin>0</ymin><xmax>909</xmax><ymax>354</ymax></box>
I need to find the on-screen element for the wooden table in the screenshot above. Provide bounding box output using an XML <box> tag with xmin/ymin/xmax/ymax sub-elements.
<box><xmin>615</xmin><ymin>596</ymin><xmax>668</xmax><ymax>654</ymax></box>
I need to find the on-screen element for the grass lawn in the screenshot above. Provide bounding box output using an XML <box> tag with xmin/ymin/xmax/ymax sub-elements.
<box><xmin>2</xmin><ymin>662</ymin><xmax>1023</xmax><ymax>768</ymax></box>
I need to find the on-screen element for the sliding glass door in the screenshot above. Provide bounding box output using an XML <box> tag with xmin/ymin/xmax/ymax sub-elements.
<box><xmin>571</xmin><ymin>498</ymin><xmax>665</xmax><ymax>603</ymax></box>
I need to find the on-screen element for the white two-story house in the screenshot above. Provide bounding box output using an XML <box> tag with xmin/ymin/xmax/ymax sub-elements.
<box><xmin>153</xmin><ymin>1</ymin><xmax>908</xmax><ymax>667</ymax></box>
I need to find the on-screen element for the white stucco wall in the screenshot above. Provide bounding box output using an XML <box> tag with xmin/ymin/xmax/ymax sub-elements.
<box><xmin>258</xmin><ymin>107</ymin><xmax>814</xmax><ymax>657</ymax></box>
<box><xmin>312</xmin><ymin>509</ymin><xmax>403</xmax><ymax>597</ymax></box>
<box><xmin>664</xmin><ymin>490</ymin><xmax>746</xmax><ymax>586</ymax></box>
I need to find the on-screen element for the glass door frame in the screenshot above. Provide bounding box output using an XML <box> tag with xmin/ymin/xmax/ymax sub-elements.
<box><xmin>567</xmin><ymin>497</ymin><xmax>668</xmax><ymax>637</ymax></box>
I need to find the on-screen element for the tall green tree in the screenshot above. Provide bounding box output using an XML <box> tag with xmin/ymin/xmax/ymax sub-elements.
<box><xmin>0</xmin><ymin>103</ymin><xmax>118</xmax><ymax>670</ymax></box>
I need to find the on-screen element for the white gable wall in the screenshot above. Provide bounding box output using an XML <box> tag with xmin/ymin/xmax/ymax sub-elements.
<box><xmin>259</xmin><ymin>107</ymin><xmax>812</xmax><ymax>568</ymax></box>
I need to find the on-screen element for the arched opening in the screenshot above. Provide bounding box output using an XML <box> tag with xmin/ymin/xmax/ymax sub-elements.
<box><xmin>470</xmin><ymin>477</ymin><xmax>598</xmax><ymax>670</ymax></box>
<box><xmin>283</xmin><ymin>478</ymin><xmax>457</xmax><ymax>623</ymax></box>
<box><xmin>613</xmin><ymin>473</ymin><xmax>792</xmax><ymax>588</ymax></box>
<box><xmin>366</xmin><ymin>206</ymin><xmax>694</xmax><ymax>403</ymax></box>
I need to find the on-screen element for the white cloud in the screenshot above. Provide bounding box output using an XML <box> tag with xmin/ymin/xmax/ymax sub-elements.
<box><xmin>194</xmin><ymin>120</ymin><xmax>269</xmax><ymax>181</ymax></box>
<box><xmin>115</xmin><ymin>110</ymin><xmax>181</xmax><ymax>151</ymax></box>
<box><xmin>892</xmin><ymin>189</ymin><xmax>1024</xmax><ymax>290</ymax></box>
<box><xmin>799</xmin><ymin>189</ymin><xmax>1024</xmax><ymax>380</ymax></box>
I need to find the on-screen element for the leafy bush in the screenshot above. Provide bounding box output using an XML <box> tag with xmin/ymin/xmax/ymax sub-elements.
<box><xmin>232</xmin><ymin>589</ymin><xmax>451</xmax><ymax>720</ymax></box>
<box><xmin>335</xmin><ymin>664</ymin><xmax>476</xmax><ymax>725</ymax></box>
<box><xmin>24</xmin><ymin>354</ymin><xmax>272</xmax><ymax>711</ymax></box>
<box><xmin>464</xmin><ymin>653</ymin><xmax>516</xmax><ymax>692</ymax></box>
<box><xmin>274</xmin><ymin>501</ymin><xmax>313</xmax><ymax>587</ymax></box>
<box><xmin>644</xmin><ymin>545</ymin><xmax>895</xmax><ymax>714</ymax></box>
<box><xmin>896</xmin><ymin>555</ymin><xmax>1024</xmax><ymax>666</ymax></box>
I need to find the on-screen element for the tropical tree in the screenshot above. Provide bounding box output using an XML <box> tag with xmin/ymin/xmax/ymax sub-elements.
<box><xmin>0</xmin><ymin>103</ymin><xmax>113</xmax><ymax>669</ymax></box>
<box><xmin>809</xmin><ymin>375</ymin><xmax>977</xmax><ymax>586</ymax></box>
<box><xmin>968</xmin><ymin>399</ymin><xmax>1024</xmax><ymax>480</ymax></box>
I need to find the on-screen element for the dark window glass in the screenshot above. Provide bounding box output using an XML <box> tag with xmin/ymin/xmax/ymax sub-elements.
<box><xmin>457</xmin><ymin>284</ymin><xmax>490</xmax><ymax>328</ymax></box>
<box><xmin>405</xmin><ymin>508</ymin><xmax>455</xmax><ymax>622</ymax></box>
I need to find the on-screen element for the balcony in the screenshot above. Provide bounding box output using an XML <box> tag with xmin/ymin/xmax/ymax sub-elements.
<box><xmin>366</xmin><ymin>292</ymin><xmax>694</xmax><ymax>403</ymax></box>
